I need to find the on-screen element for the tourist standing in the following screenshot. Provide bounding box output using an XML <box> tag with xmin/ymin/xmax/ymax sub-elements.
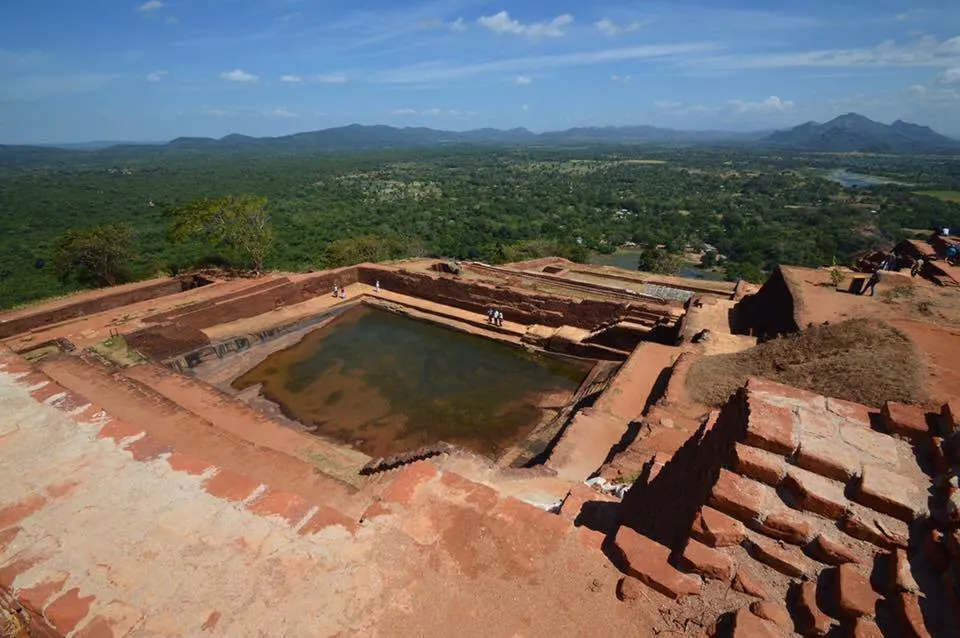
<box><xmin>333</xmin><ymin>284</ymin><xmax>339</xmax><ymax>298</ymax></box>
<box><xmin>863</xmin><ymin>270</ymin><xmax>880</xmax><ymax>297</ymax></box>
<box><xmin>340</xmin><ymin>288</ymin><xmax>347</xmax><ymax>300</ymax></box>
<box><xmin>375</xmin><ymin>280</ymin><xmax>381</xmax><ymax>293</ymax></box>
<box><xmin>487</xmin><ymin>308</ymin><xmax>495</xmax><ymax>324</ymax></box>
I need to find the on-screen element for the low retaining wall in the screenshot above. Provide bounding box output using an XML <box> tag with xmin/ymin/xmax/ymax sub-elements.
<box><xmin>0</xmin><ymin>278</ymin><xmax>190</xmax><ymax>339</ymax></box>
<box><xmin>358</xmin><ymin>265</ymin><xmax>662</xmax><ymax>331</ymax></box>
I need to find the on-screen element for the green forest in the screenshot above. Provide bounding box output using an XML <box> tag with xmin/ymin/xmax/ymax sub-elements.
<box><xmin>2</xmin><ymin>144</ymin><xmax>960</xmax><ymax>308</ymax></box>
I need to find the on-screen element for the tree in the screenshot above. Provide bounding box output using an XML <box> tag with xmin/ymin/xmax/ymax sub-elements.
<box><xmin>53</xmin><ymin>224</ymin><xmax>136</xmax><ymax>288</ymax></box>
<box><xmin>169</xmin><ymin>195</ymin><xmax>274</xmax><ymax>274</ymax></box>
<box><xmin>637</xmin><ymin>247</ymin><xmax>683</xmax><ymax>275</ymax></box>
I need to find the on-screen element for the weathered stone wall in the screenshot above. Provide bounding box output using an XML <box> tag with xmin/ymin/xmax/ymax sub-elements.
<box><xmin>731</xmin><ymin>267</ymin><xmax>799</xmax><ymax>340</ymax></box>
<box><xmin>147</xmin><ymin>268</ymin><xmax>359</xmax><ymax>331</ymax></box>
<box><xmin>357</xmin><ymin>266</ymin><xmax>633</xmax><ymax>330</ymax></box>
<box><xmin>0</xmin><ymin>278</ymin><xmax>186</xmax><ymax>339</ymax></box>
<box><xmin>619</xmin><ymin>398</ymin><xmax>743</xmax><ymax>550</ymax></box>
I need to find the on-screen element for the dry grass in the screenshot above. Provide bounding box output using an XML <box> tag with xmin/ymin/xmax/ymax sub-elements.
<box><xmin>686</xmin><ymin>318</ymin><xmax>923</xmax><ymax>408</ymax></box>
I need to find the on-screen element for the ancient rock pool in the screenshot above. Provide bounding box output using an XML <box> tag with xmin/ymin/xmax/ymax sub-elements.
<box><xmin>233</xmin><ymin>306</ymin><xmax>591</xmax><ymax>459</ymax></box>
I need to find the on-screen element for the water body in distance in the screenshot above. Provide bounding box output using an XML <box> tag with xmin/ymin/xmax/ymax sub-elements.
<box><xmin>233</xmin><ymin>306</ymin><xmax>590</xmax><ymax>459</ymax></box>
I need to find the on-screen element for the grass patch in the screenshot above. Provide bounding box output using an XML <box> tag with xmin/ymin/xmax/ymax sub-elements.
<box><xmin>91</xmin><ymin>335</ymin><xmax>146</xmax><ymax>367</ymax></box>
<box><xmin>686</xmin><ymin>318</ymin><xmax>922</xmax><ymax>408</ymax></box>
<box><xmin>917</xmin><ymin>190</ymin><xmax>960</xmax><ymax>203</ymax></box>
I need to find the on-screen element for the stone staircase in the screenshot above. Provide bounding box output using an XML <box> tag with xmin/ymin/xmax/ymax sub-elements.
<box><xmin>609</xmin><ymin>377</ymin><xmax>959</xmax><ymax>636</ymax></box>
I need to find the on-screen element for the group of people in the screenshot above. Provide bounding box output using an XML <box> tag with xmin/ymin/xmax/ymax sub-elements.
<box><xmin>332</xmin><ymin>280</ymin><xmax>381</xmax><ymax>301</ymax></box>
<box><xmin>487</xmin><ymin>308</ymin><xmax>505</xmax><ymax>326</ymax></box>
<box><xmin>861</xmin><ymin>252</ymin><xmax>926</xmax><ymax>297</ymax></box>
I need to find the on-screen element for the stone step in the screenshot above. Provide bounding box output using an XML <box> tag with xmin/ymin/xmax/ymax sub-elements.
<box><xmin>613</xmin><ymin>526</ymin><xmax>701</xmax><ymax>599</ymax></box>
<box><xmin>38</xmin><ymin>354</ymin><xmax>359</xmax><ymax>511</ymax></box>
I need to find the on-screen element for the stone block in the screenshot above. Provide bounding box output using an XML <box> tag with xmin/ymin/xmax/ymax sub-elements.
<box><xmin>614</xmin><ymin>526</ymin><xmax>701</xmax><ymax>599</ymax></box>
<box><xmin>679</xmin><ymin>539</ymin><xmax>734</xmax><ymax>581</ymax></box>
<box><xmin>889</xmin><ymin>549</ymin><xmax>920</xmax><ymax>594</ymax></box>
<box><xmin>747</xmin><ymin>377</ymin><xmax>826</xmax><ymax>412</ymax></box>
<box><xmin>691</xmin><ymin>506</ymin><xmax>747</xmax><ymax>548</ymax></box>
<box><xmin>882</xmin><ymin>402</ymin><xmax>930</xmax><ymax>440</ymax></box>
<box><xmin>731</xmin><ymin>569</ymin><xmax>769</xmax><ymax>599</ymax></box>
<box><xmin>708</xmin><ymin>469</ymin><xmax>767</xmax><ymax>522</ymax></box>
<box><xmin>895</xmin><ymin>592</ymin><xmax>931</xmax><ymax>638</ymax></box>
<box><xmin>855</xmin><ymin>463</ymin><xmax>927</xmax><ymax>522</ymax></box>
<box><xmin>809</xmin><ymin>534</ymin><xmax>860</xmax><ymax>565</ymax></box>
<box><xmin>730</xmin><ymin>608</ymin><xmax>783</xmax><ymax>638</ymax></box>
<box><xmin>745</xmin><ymin>395</ymin><xmax>798</xmax><ymax>456</ymax></box>
<box><xmin>826</xmin><ymin>397</ymin><xmax>874</xmax><ymax>428</ymax></box>
<box><xmin>756</xmin><ymin>507</ymin><xmax>812</xmax><ymax>545</ymax></box>
<box><xmin>840</xmin><ymin>506</ymin><xmax>909</xmax><ymax>550</ymax></box>
<box><xmin>748</xmin><ymin>537</ymin><xmax>809</xmax><ymax>578</ymax></box>
<box><xmin>749</xmin><ymin>601</ymin><xmax>792</xmax><ymax>633</ymax></box>
<box><xmin>837</xmin><ymin>563</ymin><xmax>880</xmax><ymax>618</ymax></box>
<box><xmin>783</xmin><ymin>466</ymin><xmax>850</xmax><ymax>520</ymax></box>
<box><xmin>615</xmin><ymin>576</ymin><xmax>644</xmax><ymax>603</ymax></box>
<box><xmin>840</xmin><ymin>423</ymin><xmax>900</xmax><ymax>466</ymax></box>
<box><xmin>852</xmin><ymin>617</ymin><xmax>884</xmax><ymax>638</ymax></box>
<box><xmin>796</xmin><ymin>407</ymin><xmax>838</xmax><ymax>439</ymax></box>
<box><xmin>734</xmin><ymin>443</ymin><xmax>785</xmax><ymax>486</ymax></box>
<box><xmin>795</xmin><ymin>434</ymin><xmax>862</xmax><ymax>483</ymax></box>
<box><xmin>795</xmin><ymin>581</ymin><xmax>835</xmax><ymax>636</ymax></box>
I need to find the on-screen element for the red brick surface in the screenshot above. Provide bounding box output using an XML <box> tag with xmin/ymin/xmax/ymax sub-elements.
<box><xmin>731</xmin><ymin>569</ymin><xmax>769</xmax><ymax>599</ymax></box>
<box><xmin>795</xmin><ymin>435</ymin><xmax>861</xmax><ymax>482</ymax></box>
<box><xmin>749</xmin><ymin>601</ymin><xmax>792</xmax><ymax>632</ymax></box>
<box><xmin>202</xmin><ymin>469</ymin><xmax>263</xmax><ymax>502</ymax></box>
<box><xmin>248</xmin><ymin>489</ymin><xmax>315</xmax><ymax>526</ymax></box>
<box><xmin>615</xmin><ymin>526</ymin><xmax>701</xmax><ymax>599</ymax></box>
<box><xmin>757</xmin><ymin>507</ymin><xmax>812</xmax><ymax>545</ymax></box>
<box><xmin>783</xmin><ymin>467</ymin><xmax>849</xmax><ymax>520</ymax></box>
<box><xmin>809</xmin><ymin>534</ymin><xmax>860</xmax><ymax>565</ymax></box>
<box><xmin>855</xmin><ymin>463</ymin><xmax>926</xmax><ymax>522</ymax></box>
<box><xmin>44</xmin><ymin>587</ymin><xmax>94</xmax><ymax>634</ymax></box>
<box><xmin>730</xmin><ymin>608</ymin><xmax>782</xmax><ymax>638</ymax></box>
<box><xmin>692</xmin><ymin>506</ymin><xmax>747</xmax><ymax>548</ymax></box>
<box><xmin>748</xmin><ymin>537</ymin><xmax>808</xmax><ymax>578</ymax></box>
<box><xmin>795</xmin><ymin>581</ymin><xmax>835</xmax><ymax>636</ymax></box>
<box><xmin>744</xmin><ymin>395</ymin><xmax>797</xmax><ymax>456</ymax></box>
<box><xmin>882</xmin><ymin>402</ymin><xmax>930</xmax><ymax>440</ymax></box>
<box><xmin>733</xmin><ymin>443</ymin><xmax>784</xmax><ymax>486</ymax></box>
<box><xmin>679</xmin><ymin>539</ymin><xmax>734</xmax><ymax>581</ymax></box>
<box><xmin>709</xmin><ymin>469</ymin><xmax>766</xmax><ymax>522</ymax></box>
<box><xmin>836</xmin><ymin>563</ymin><xmax>880</xmax><ymax>618</ymax></box>
<box><xmin>895</xmin><ymin>592</ymin><xmax>931</xmax><ymax>638</ymax></box>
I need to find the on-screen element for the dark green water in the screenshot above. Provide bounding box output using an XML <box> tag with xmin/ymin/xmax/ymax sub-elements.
<box><xmin>233</xmin><ymin>306</ymin><xmax>590</xmax><ymax>458</ymax></box>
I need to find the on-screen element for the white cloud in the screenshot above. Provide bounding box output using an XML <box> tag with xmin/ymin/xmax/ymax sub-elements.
<box><xmin>654</xmin><ymin>100</ymin><xmax>684</xmax><ymax>110</ymax></box>
<box><xmin>138</xmin><ymin>1</ymin><xmax>163</xmax><ymax>12</ymax></box>
<box><xmin>218</xmin><ymin>69</ymin><xmax>258</xmax><ymax>83</ymax></box>
<box><xmin>202</xmin><ymin>107</ymin><xmax>228</xmax><ymax>116</ymax></box>
<box><xmin>908</xmin><ymin>84</ymin><xmax>928</xmax><ymax>95</ymax></box>
<box><xmin>727</xmin><ymin>95</ymin><xmax>795</xmax><ymax>113</ymax></box>
<box><xmin>941</xmin><ymin>67</ymin><xmax>960</xmax><ymax>84</ymax></box>
<box><xmin>315</xmin><ymin>74</ymin><xmax>347</xmax><ymax>84</ymax></box>
<box><xmin>280</xmin><ymin>74</ymin><xmax>303</xmax><ymax>83</ymax></box>
<box><xmin>382</xmin><ymin>42</ymin><xmax>719</xmax><ymax>83</ymax></box>
<box><xmin>146</xmin><ymin>69</ymin><xmax>169</xmax><ymax>82</ymax></box>
<box><xmin>477</xmin><ymin>11</ymin><xmax>573</xmax><ymax>38</ymax></box>
<box><xmin>0</xmin><ymin>72</ymin><xmax>118</xmax><ymax>102</ymax></box>
<box><xmin>521</xmin><ymin>104</ymin><xmax>530</xmax><ymax>111</ymax></box>
<box><xmin>390</xmin><ymin>107</ymin><xmax>461</xmax><ymax>117</ymax></box>
<box><xmin>266</xmin><ymin>107</ymin><xmax>297</xmax><ymax>118</ymax></box>
<box><xmin>595</xmin><ymin>19</ymin><xmax>647</xmax><ymax>36</ymax></box>
<box><xmin>704</xmin><ymin>35</ymin><xmax>960</xmax><ymax>70</ymax></box>
<box><xmin>514</xmin><ymin>75</ymin><xmax>532</xmax><ymax>85</ymax></box>
<box><xmin>611</xmin><ymin>74</ymin><xmax>631</xmax><ymax>83</ymax></box>
<box><xmin>450</xmin><ymin>18</ymin><xmax>467</xmax><ymax>32</ymax></box>
<box><xmin>165</xmin><ymin>16</ymin><xmax>178</xmax><ymax>25</ymax></box>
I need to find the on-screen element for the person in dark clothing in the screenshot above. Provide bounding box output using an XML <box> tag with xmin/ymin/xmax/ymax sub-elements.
<box><xmin>863</xmin><ymin>270</ymin><xmax>880</xmax><ymax>296</ymax></box>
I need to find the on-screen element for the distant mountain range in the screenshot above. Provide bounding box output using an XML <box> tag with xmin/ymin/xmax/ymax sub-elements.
<box><xmin>1</xmin><ymin>114</ymin><xmax>957</xmax><ymax>164</ymax></box>
<box><xmin>763</xmin><ymin>113</ymin><xmax>960</xmax><ymax>153</ymax></box>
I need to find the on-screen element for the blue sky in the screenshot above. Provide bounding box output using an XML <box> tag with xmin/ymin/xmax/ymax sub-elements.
<box><xmin>1</xmin><ymin>0</ymin><xmax>959</xmax><ymax>143</ymax></box>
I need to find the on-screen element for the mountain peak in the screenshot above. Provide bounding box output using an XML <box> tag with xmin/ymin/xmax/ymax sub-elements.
<box><xmin>763</xmin><ymin>113</ymin><xmax>959</xmax><ymax>153</ymax></box>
